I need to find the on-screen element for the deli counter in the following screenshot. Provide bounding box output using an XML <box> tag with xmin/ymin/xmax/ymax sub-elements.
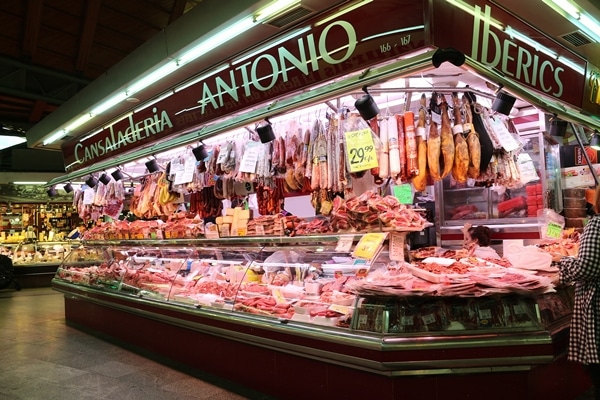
<box><xmin>2</xmin><ymin>241</ymin><xmax>81</xmax><ymax>288</ymax></box>
<box><xmin>51</xmin><ymin>235</ymin><xmax>588</xmax><ymax>400</ymax></box>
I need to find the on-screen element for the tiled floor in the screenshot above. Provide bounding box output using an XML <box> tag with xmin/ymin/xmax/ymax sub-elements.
<box><xmin>1</xmin><ymin>286</ymin><xmax>596</xmax><ymax>400</ymax></box>
<box><xmin>0</xmin><ymin>287</ymin><xmax>272</xmax><ymax>400</ymax></box>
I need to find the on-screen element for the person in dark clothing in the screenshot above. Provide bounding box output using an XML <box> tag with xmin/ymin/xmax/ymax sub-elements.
<box><xmin>555</xmin><ymin>185</ymin><xmax>600</xmax><ymax>399</ymax></box>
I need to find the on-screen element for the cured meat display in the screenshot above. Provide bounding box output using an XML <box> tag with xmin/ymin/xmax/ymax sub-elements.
<box><xmin>54</xmin><ymin>234</ymin><xmax>565</xmax><ymax>334</ymax></box>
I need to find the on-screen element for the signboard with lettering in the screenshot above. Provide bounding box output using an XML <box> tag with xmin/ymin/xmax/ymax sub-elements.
<box><xmin>61</xmin><ymin>0</ymin><xmax>427</xmax><ymax>171</ymax></box>
<box><xmin>432</xmin><ymin>0</ymin><xmax>586</xmax><ymax>108</ymax></box>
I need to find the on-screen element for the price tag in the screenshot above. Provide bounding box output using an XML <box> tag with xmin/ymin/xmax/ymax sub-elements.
<box><xmin>389</xmin><ymin>232</ymin><xmax>406</xmax><ymax>261</ymax></box>
<box><xmin>272</xmin><ymin>289</ymin><xmax>287</xmax><ymax>305</ymax></box>
<box><xmin>489</xmin><ymin>117</ymin><xmax>521</xmax><ymax>152</ymax></box>
<box><xmin>239</xmin><ymin>141</ymin><xmax>261</xmax><ymax>173</ymax></box>
<box><xmin>329</xmin><ymin>304</ymin><xmax>351</xmax><ymax>314</ymax></box>
<box><xmin>546</xmin><ymin>222</ymin><xmax>562</xmax><ymax>239</ymax></box>
<box><xmin>393</xmin><ymin>184</ymin><xmax>413</xmax><ymax>204</ymax></box>
<box><xmin>344</xmin><ymin>128</ymin><xmax>379</xmax><ymax>172</ymax></box>
<box><xmin>255</xmin><ymin>224</ymin><xmax>265</xmax><ymax>236</ymax></box>
<box><xmin>335</xmin><ymin>235</ymin><xmax>354</xmax><ymax>252</ymax></box>
<box><xmin>353</xmin><ymin>232</ymin><xmax>388</xmax><ymax>260</ymax></box>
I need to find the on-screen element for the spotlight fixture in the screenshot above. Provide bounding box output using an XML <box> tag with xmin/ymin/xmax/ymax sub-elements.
<box><xmin>47</xmin><ymin>187</ymin><xmax>58</xmax><ymax>198</ymax></box>
<box><xmin>549</xmin><ymin>117</ymin><xmax>568</xmax><ymax>137</ymax></box>
<box><xmin>63</xmin><ymin>183</ymin><xmax>74</xmax><ymax>193</ymax></box>
<box><xmin>99</xmin><ymin>173</ymin><xmax>112</xmax><ymax>185</ymax></box>
<box><xmin>590</xmin><ymin>131</ymin><xmax>600</xmax><ymax>151</ymax></box>
<box><xmin>354</xmin><ymin>86</ymin><xmax>380</xmax><ymax>121</ymax></box>
<box><xmin>145</xmin><ymin>159</ymin><xmax>160</xmax><ymax>173</ymax></box>
<box><xmin>192</xmin><ymin>143</ymin><xmax>209</xmax><ymax>161</ymax></box>
<box><xmin>111</xmin><ymin>169</ymin><xmax>124</xmax><ymax>181</ymax></box>
<box><xmin>256</xmin><ymin>118</ymin><xmax>276</xmax><ymax>143</ymax></box>
<box><xmin>431</xmin><ymin>47</ymin><xmax>465</xmax><ymax>68</ymax></box>
<box><xmin>85</xmin><ymin>175</ymin><xmax>98</xmax><ymax>188</ymax></box>
<box><xmin>491</xmin><ymin>91</ymin><xmax>516</xmax><ymax>116</ymax></box>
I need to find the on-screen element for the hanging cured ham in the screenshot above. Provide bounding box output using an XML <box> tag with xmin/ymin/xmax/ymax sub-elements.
<box><xmin>465</xmin><ymin>92</ymin><xmax>493</xmax><ymax>173</ymax></box>
<box><xmin>440</xmin><ymin>95</ymin><xmax>455</xmax><ymax>179</ymax></box>
<box><xmin>451</xmin><ymin>92</ymin><xmax>469</xmax><ymax>183</ymax></box>
<box><xmin>462</xmin><ymin>94</ymin><xmax>482</xmax><ymax>178</ymax></box>
<box><xmin>427</xmin><ymin>94</ymin><xmax>442</xmax><ymax>181</ymax></box>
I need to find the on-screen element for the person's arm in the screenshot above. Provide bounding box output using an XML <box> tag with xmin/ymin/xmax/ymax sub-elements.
<box><xmin>560</xmin><ymin>217</ymin><xmax>600</xmax><ymax>283</ymax></box>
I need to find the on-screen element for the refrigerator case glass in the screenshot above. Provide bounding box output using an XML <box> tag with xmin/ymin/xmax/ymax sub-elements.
<box><xmin>439</xmin><ymin>132</ymin><xmax>561</xmax><ymax>226</ymax></box>
<box><xmin>53</xmin><ymin>237</ymin><xmax>572</xmax><ymax>335</ymax></box>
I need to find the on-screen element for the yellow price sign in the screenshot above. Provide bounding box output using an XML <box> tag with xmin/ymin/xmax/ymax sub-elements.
<box><xmin>344</xmin><ymin>128</ymin><xmax>379</xmax><ymax>172</ymax></box>
<box><xmin>353</xmin><ymin>232</ymin><xmax>388</xmax><ymax>260</ymax></box>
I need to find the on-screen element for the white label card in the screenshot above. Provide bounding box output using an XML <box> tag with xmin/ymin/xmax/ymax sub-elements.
<box><xmin>239</xmin><ymin>141</ymin><xmax>261</xmax><ymax>173</ymax></box>
<box><xmin>335</xmin><ymin>236</ymin><xmax>354</xmax><ymax>253</ymax></box>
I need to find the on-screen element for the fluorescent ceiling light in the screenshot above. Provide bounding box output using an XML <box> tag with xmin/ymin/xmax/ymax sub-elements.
<box><xmin>445</xmin><ymin>0</ymin><xmax>503</xmax><ymax>30</ymax></box>
<box><xmin>65</xmin><ymin>113</ymin><xmax>93</xmax><ymax>132</ymax></box>
<box><xmin>505</xmin><ymin>26</ymin><xmax>557</xmax><ymax>58</ymax></box>
<box><xmin>0</xmin><ymin>136</ymin><xmax>26</xmax><ymax>150</ymax></box>
<box><xmin>43</xmin><ymin>0</ymin><xmax>296</xmax><ymax>146</ymax></box>
<box><xmin>542</xmin><ymin>0</ymin><xmax>600</xmax><ymax>43</ymax></box>
<box><xmin>179</xmin><ymin>18</ymin><xmax>254</xmax><ymax>66</ymax></box>
<box><xmin>43</xmin><ymin>130</ymin><xmax>67</xmax><ymax>146</ymax></box>
<box><xmin>91</xmin><ymin>92</ymin><xmax>129</xmax><ymax>116</ymax></box>
<box><xmin>128</xmin><ymin>62</ymin><xmax>179</xmax><ymax>95</ymax></box>
<box><xmin>255</xmin><ymin>0</ymin><xmax>300</xmax><ymax>23</ymax></box>
<box><xmin>315</xmin><ymin>0</ymin><xmax>373</xmax><ymax>27</ymax></box>
<box><xmin>13</xmin><ymin>181</ymin><xmax>47</xmax><ymax>185</ymax></box>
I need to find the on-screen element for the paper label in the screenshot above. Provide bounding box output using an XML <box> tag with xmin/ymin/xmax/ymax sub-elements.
<box><xmin>335</xmin><ymin>235</ymin><xmax>354</xmax><ymax>253</ymax></box>
<box><xmin>344</xmin><ymin>128</ymin><xmax>379</xmax><ymax>172</ymax></box>
<box><xmin>353</xmin><ymin>233</ymin><xmax>388</xmax><ymax>260</ymax></box>
<box><xmin>422</xmin><ymin>313</ymin><xmax>436</xmax><ymax>325</ymax></box>
<box><xmin>401</xmin><ymin>316</ymin><xmax>414</xmax><ymax>326</ymax></box>
<box><xmin>329</xmin><ymin>304</ymin><xmax>351</xmax><ymax>314</ymax></box>
<box><xmin>478</xmin><ymin>309</ymin><xmax>492</xmax><ymax>319</ymax></box>
<box><xmin>489</xmin><ymin>117</ymin><xmax>521</xmax><ymax>152</ymax></box>
<box><xmin>393</xmin><ymin>184</ymin><xmax>413</xmax><ymax>204</ymax></box>
<box><xmin>239</xmin><ymin>141</ymin><xmax>261</xmax><ymax>173</ymax></box>
<box><xmin>546</xmin><ymin>222</ymin><xmax>562</xmax><ymax>239</ymax></box>
<box><xmin>517</xmin><ymin>152</ymin><xmax>539</xmax><ymax>184</ymax></box>
<box><xmin>388</xmin><ymin>232</ymin><xmax>406</xmax><ymax>262</ymax></box>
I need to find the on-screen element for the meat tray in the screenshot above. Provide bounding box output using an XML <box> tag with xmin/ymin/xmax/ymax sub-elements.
<box><xmin>406</xmin><ymin>264</ymin><xmax>464</xmax><ymax>284</ymax></box>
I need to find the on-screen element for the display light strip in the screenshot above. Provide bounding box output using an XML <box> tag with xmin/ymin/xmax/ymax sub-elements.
<box><xmin>542</xmin><ymin>0</ymin><xmax>600</xmax><ymax>43</ymax></box>
<box><xmin>42</xmin><ymin>0</ymin><xmax>300</xmax><ymax>146</ymax></box>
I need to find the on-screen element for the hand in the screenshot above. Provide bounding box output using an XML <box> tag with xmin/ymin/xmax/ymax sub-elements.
<box><xmin>551</xmin><ymin>253</ymin><xmax>563</xmax><ymax>263</ymax></box>
<box><xmin>462</xmin><ymin>222</ymin><xmax>472</xmax><ymax>234</ymax></box>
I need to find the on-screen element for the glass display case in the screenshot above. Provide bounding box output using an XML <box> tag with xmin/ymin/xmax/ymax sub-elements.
<box><xmin>52</xmin><ymin>236</ymin><xmax>571</xmax><ymax>334</ymax></box>
<box><xmin>1</xmin><ymin>241</ymin><xmax>81</xmax><ymax>266</ymax></box>
<box><xmin>436</xmin><ymin>131</ymin><xmax>563</xmax><ymax>250</ymax></box>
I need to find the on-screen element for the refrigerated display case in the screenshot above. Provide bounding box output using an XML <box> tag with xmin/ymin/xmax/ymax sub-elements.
<box><xmin>51</xmin><ymin>235</ymin><xmax>586</xmax><ymax>400</ymax></box>
<box><xmin>436</xmin><ymin>131</ymin><xmax>563</xmax><ymax>252</ymax></box>
<box><xmin>1</xmin><ymin>241</ymin><xmax>82</xmax><ymax>287</ymax></box>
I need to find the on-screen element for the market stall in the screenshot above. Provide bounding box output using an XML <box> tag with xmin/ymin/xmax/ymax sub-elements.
<box><xmin>46</xmin><ymin>0</ymin><xmax>599</xmax><ymax>398</ymax></box>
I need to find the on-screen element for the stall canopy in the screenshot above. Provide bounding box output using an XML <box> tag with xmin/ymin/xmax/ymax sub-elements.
<box><xmin>46</xmin><ymin>0</ymin><xmax>600</xmax><ymax>188</ymax></box>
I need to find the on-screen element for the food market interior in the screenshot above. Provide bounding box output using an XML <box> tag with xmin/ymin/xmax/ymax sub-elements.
<box><xmin>3</xmin><ymin>0</ymin><xmax>600</xmax><ymax>399</ymax></box>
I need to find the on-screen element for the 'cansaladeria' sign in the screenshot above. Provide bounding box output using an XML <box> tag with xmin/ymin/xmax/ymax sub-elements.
<box><xmin>62</xmin><ymin>0</ymin><xmax>427</xmax><ymax>171</ymax></box>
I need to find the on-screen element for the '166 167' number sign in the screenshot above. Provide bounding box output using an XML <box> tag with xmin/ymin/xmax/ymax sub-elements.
<box><xmin>344</xmin><ymin>128</ymin><xmax>379</xmax><ymax>172</ymax></box>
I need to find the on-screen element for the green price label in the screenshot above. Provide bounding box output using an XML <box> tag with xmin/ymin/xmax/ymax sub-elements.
<box><xmin>546</xmin><ymin>222</ymin><xmax>562</xmax><ymax>239</ymax></box>
<box><xmin>344</xmin><ymin>128</ymin><xmax>379</xmax><ymax>172</ymax></box>
<box><xmin>393</xmin><ymin>184</ymin><xmax>413</xmax><ymax>204</ymax></box>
